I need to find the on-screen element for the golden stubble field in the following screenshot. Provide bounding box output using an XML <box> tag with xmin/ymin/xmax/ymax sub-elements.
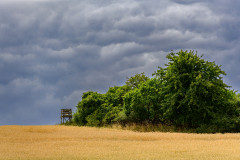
<box><xmin>0</xmin><ymin>125</ymin><xmax>239</xmax><ymax>160</ymax></box>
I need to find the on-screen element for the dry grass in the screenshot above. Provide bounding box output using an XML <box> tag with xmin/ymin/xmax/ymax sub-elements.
<box><xmin>0</xmin><ymin>125</ymin><xmax>239</xmax><ymax>160</ymax></box>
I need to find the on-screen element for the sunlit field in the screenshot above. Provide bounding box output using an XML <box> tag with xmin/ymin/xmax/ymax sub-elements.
<box><xmin>0</xmin><ymin>125</ymin><xmax>239</xmax><ymax>160</ymax></box>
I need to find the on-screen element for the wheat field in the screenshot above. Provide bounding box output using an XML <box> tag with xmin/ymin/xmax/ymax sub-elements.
<box><xmin>0</xmin><ymin>125</ymin><xmax>239</xmax><ymax>160</ymax></box>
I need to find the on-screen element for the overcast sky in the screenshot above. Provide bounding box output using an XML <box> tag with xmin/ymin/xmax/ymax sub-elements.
<box><xmin>0</xmin><ymin>0</ymin><xmax>240</xmax><ymax>125</ymax></box>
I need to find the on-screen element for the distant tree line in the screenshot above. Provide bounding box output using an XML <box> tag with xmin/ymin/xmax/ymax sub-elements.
<box><xmin>73</xmin><ymin>50</ymin><xmax>240</xmax><ymax>133</ymax></box>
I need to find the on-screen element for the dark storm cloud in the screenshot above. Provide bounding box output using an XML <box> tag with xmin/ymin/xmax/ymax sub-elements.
<box><xmin>0</xmin><ymin>0</ymin><xmax>240</xmax><ymax>125</ymax></box>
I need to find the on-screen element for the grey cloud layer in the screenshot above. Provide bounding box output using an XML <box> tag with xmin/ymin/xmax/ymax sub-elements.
<box><xmin>0</xmin><ymin>0</ymin><xmax>240</xmax><ymax>125</ymax></box>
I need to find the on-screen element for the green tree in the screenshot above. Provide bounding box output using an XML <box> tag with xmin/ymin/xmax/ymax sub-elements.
<box><xmin>139</xmin><ymin>78</ymin><xmax>164</xmax><ymax>123</ymax></box>
<box><xmin>73</xmin><ymin>91</ymin><xmax>105</xmax><ymax>125</ymax></box>
<box><xmin>126</xmin><ymin>72</ymin><xmax>149</xmax><ymax>89</ymax></box>
<box><xmin>154</xmin><ymin>50</ymin><xmax>238</xmax><ymax>128</ymax></box>
<box><xmin>124</xmin><ymin>89</ymin><xmax>149</xmax><ymax>122</ymax></box>
<box><xmin>102</xmin><ymin>85</ymin><xmax>129</xmax><ymax>124</ymax></box>
<box><xmin>123</xmin><ymin>78</ymin><xmax>164</xmax><ymax>123</ymax></box>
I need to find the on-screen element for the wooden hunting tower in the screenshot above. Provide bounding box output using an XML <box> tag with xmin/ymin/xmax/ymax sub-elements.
<box><xmin>61</xmin><ymin>109</ymin><xmax>72</xmax><ymax>124</ymax></box>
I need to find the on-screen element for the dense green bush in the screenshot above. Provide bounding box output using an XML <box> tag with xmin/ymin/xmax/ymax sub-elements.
<box><xmin>123</xmin><ymin>78</ymin><xmax>164</xmax><ymax>123</ymax></box>
<box><xmin>73</xmin><ymin>50</ymin><xmax>240</xmax><ymax>133</ymax></box>
<box><xmin>73</xmin><ymin>91</ymin><xmax>105</xmax><ymax>125</ymax></box>
<box><xmin>154</xmin><ymin>50</ymin><xmax>238</xmax><ymax>128</ymax></box>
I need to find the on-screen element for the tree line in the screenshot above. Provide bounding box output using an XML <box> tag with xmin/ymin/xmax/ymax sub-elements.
<box><xmin>73</xmin><ymin>50</ymin><xmax>240</xmax><ymax>133</ymax></box>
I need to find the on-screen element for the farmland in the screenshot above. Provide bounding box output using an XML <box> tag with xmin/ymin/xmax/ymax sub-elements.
<box><xmin>0</xmin><ymin>125</ymin><xmax>239</xmax><ymax>160</ymax></box>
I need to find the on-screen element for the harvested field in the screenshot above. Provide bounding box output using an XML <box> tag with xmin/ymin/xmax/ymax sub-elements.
<box><xmin>0</xmin><ymin>125</ymin><xmax>239</xmax><ymax>160</ymax></box>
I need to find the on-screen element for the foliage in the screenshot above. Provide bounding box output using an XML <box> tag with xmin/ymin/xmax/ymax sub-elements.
<box><xmin>125</xmin><ymin>72</ymin><xmax>149</xmax><ymax>89</ymax></box>
<box><xmin>73</xmin><ymin>50</ymin><xmax>240</xmax><ymax>133</ymax></box>
<box><xmin>153</xmin><ymin>50</ymin><xmax>237</xmax><ymax>128</ymax></box>
<box><xmin>73</xmin><ymin>85</ymin><xmax>131</xmax><ymax>126</ymax></box>
<box><xmin>73</xmin><ymin>91</ymin><xmax>105</xmax><ymax>125</ymax></box>
<box><xmin>123</xmin><ymin>78</ymin><xmax>164</xmax><ymax>123</ymax></box>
